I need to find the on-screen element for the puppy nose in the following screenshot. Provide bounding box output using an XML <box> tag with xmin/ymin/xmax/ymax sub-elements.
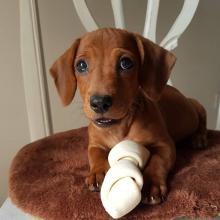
<box><xmin>90</xmin><ymin>95</ymin><xmax>112</xmax><ymax>113</ymax></box>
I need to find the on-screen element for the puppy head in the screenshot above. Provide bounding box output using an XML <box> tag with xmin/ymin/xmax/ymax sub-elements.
<box><xmin>50</xmin><ymin>28</ymin><xmax>176</xmax><ymax>127</ymax></box>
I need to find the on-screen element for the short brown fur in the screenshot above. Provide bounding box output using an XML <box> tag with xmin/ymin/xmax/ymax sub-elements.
<box><xmin>50</xmin><ymin>28</ymin><xmax>207</xmax><ymax>204</ymax></box>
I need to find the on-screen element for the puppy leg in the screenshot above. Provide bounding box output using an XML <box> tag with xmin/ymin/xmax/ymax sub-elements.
<box><xmin>142</xmin><ymin>141</ymin><xmax>175</xmax><ymax>205</ymax></box>
<box><xmin>189</xmin><ymin>98</ymin><xmax>208</xmax><ymax>149</ymax></box>
<box><xmin>86</xmin><ymin>147</ymin><xmax>109</xmax><ymax>192</ymax></box>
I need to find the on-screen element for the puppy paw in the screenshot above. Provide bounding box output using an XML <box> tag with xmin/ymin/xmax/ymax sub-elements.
<box><xmin>142</xmin><ymin>179</ymin><xmax>167</xmax><ymax>205</ymax></box>
<box><xmin>142</xmin><ymin>185</ymin><xmax>167</xmax><ymax>205</ymax></box>
<box><xmin>85</xmin><ymin>168</ymin><xmax>106</xmax><ymax>192</ymax></box>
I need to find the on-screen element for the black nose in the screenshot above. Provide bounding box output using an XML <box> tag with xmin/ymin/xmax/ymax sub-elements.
<box><xmin>90</xmin><ymin>95</ymin><xmax>112</xmax><ymax>113</ymax></box>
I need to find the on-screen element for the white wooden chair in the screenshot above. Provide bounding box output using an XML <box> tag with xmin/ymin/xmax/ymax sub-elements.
<box><xmin>21</xmin><ymin>0</ymin><xmax>219</xmax><ymax>143</ymax></box>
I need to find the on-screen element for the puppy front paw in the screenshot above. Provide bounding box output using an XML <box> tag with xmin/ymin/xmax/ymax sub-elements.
<box><xmin>141</xmin><ymin>176</ymin><xmax>167</xmax><ymax>205</ymax></box>
<box><xmin>86</xmin><ymin>166</ymin><xmax>108</xmax><ymax>192</ymax></box>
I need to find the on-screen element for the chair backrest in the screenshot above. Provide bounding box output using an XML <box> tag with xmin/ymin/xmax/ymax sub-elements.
<box><xmin>72</xmin><ymin>0</ymin><xmax>199</xmax><ymax>51</ymax></box>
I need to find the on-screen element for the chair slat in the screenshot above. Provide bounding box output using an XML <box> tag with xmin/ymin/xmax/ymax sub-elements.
<box><xmin>143</xmin><ymin>0</ymin><xmax>160</xmax><ymax>42</ymax></box>
<box><xmin>111</xmin><ymin>0</ymin><xmax>125</xmax><ymax>29</ymax></box>
<box><xmin>72</xmin><ymin>0</ymin><xmax>98</xmax><ymax>31</ymax></box>
<box><xmin>160</xmin><ymin>0</ymin><xmax>199</xmax><ymax>51</ymax></box>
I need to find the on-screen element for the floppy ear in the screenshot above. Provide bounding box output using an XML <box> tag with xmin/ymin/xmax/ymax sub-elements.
<box><xmin>50</xmin><ymin>39</ymin><xmax>80</xmax><ymax>106</ymax></box>
<box><xmin>135</xmin><ymin>34</ymin><xmax>176</xmax><ymax>101</ymax></box>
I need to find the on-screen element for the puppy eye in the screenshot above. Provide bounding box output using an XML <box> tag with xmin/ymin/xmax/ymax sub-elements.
<box><xmin>75</xmin><ymin>59</ymin><xmax>88</xmax><ymax>73</ymax></box>
<box><xmin>119</xmin><ymin>57</ymin><xmax>133</xmax><ymax>71</ymax></box>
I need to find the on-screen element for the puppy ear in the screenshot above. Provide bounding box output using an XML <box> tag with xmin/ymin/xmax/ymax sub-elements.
<box><xmin>135</xmin><ymin>34</ymin><xmax>176</xmax><ymax>101</ymax></box>
<box><xmin>50</xmin><ymin>39</ymin><xmax>80</xmax><ymax>106</ymax></box>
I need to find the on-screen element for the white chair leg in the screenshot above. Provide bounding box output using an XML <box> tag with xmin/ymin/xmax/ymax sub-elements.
<box><xmin>20</xmin><ymin>0</ymin><xmax>52</xmax><ymax>141</ymax></box>
<box><xmin>216</xmin><ymin>103</ymin><xmax>220</xmax><ymax>130</ymax></box>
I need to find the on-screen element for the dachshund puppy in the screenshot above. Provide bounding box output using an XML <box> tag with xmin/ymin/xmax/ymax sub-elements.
<box><xmin>50</xmin><ymin>28</ymin><xmax>207</xmax><ymax>205</ymax></box>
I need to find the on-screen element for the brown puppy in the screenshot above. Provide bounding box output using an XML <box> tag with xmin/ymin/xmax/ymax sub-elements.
<box><xmin>50</xmin><ymin>28</ymin><xmax>207</xmax><ymax>205</ymax></box>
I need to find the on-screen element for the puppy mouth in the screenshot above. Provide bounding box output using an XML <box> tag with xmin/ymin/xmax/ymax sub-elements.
<box><xmin>93</xmin><ymin>118</ymin><xmax>120</xmax><ymax>127</ymax></box>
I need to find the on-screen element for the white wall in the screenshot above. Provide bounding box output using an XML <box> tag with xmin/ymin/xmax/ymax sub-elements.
<box><xmin>0</xmin><ymin>0</ymin><xmax>220</xmax><ymax>205</ymax></box>
<box><xmin>0</xmin><ymin>0</ymin><xmax>30</xmax><ymax>205</ymax></box>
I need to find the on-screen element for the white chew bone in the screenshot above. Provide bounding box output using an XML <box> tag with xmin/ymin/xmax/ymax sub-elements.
<box><xmin>100</xmin><ymin>140</ymin><xmax>150</xmax><ymax>219</ymax></box>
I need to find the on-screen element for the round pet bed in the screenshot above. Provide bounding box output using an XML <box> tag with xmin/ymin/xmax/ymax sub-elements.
<box><xmin>9</xmin><ymin>127</ymin><xmax>220</xmax><ymax>219</ymax></box>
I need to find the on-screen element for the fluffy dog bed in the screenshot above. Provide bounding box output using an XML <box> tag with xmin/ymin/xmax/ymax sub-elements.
<box><xmin>9</xmin><ymin>127</ymin><xmax>220</xmax><ymax>220</ymax></box>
